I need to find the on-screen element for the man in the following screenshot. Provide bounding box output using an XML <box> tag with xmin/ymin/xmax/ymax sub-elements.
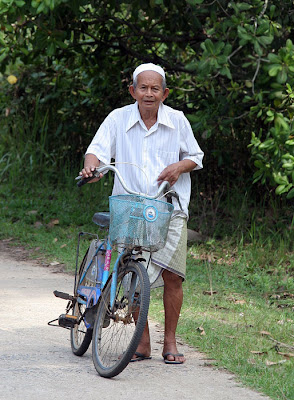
<box><xmin>80</xmin><ymin>63</ymin><xmax>204</xmax><ymax>364</ymax></box>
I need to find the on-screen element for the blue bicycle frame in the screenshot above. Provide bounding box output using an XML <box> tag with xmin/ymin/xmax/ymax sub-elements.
<box><xmin>76</xmin><ymin>236</ymin><xmax>127</xmax><ymax>329</ymax></box>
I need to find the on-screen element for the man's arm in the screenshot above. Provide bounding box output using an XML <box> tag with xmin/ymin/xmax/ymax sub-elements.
<box><xmin>157</xmin><ymin>159</ymin><xmax>197</xmax><ymax>187</ymax></box>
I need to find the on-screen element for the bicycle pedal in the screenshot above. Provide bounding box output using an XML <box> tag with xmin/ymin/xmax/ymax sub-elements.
<box><xmin>58</xmin><ymin>314</ymin><xmax>78</xmax><ymax>328</ymax></box>
<box><xmin>54</xmin><ymin>290</ymin><xmax>74</xmax><ymax>301</ymax></box>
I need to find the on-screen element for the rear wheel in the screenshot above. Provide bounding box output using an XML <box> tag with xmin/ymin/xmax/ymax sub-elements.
<box><xmin>70</xmin><ymin>249</ymin><xmax>93</xmax><ymax>356</ymax></box>
<box><xmin>70</xmin><ymin>301</ymin><xmax>92</xmax><ymax>356</ymax></box>
<box><xmin>92</xmin><ymin>260</ymin><xmax>150</xmax><ymax>378</ymax></box>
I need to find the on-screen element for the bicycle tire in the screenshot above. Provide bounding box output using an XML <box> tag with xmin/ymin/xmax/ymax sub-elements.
<box><xmin>70</xmin><ymin>301</ymin><xmax>93</xmax><ymax>356</ymax></box>
<box><xmin>92</xmin><ymin>260</ymin><xmax>150</xmax><ymax>378</ymax></box>
<box><xmin>70</xmin><ymin>249</ymin><xmax>93</xmax><ymax>356</ymax></box>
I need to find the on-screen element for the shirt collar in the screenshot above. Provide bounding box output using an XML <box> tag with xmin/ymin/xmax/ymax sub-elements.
<box><xmin>126</xmin><ymin>102</ymin><xmax>175</xmax><ymax>132</ymax></box>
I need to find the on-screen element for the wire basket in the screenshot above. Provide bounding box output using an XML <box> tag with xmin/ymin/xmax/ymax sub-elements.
<box><xmin>109</xmin><ymin>194</ymin><xmax>174</xmax><ymax>252</ymax></box>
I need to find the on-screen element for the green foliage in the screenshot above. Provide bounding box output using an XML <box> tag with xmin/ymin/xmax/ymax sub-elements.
<box><xmin>1</xmin><ymin>0</ymin><xmax>294</xmax><ymax>198</ymax></box>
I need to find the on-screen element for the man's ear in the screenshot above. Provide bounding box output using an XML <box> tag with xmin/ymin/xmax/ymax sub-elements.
<box><xmin>129</xmin><ymin>85</ymin><xmax>136</xmax><ymax>99</ymax></box>
<box><xmin>162</xmin><ymin>88</ymin><xmax>170</xmax><ymax>102</ymax></box>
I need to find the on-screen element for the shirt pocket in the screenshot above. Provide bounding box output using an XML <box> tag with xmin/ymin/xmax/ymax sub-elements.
<box><xmin>155</xmin><ymin>150</ymin><xmax>178</xmax><ymax>173</ymax></box>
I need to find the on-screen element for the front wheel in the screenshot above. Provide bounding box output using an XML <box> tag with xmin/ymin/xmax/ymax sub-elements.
<box><xmin>92</xmin><ymin>260</ymin><xmax>150</xmax><ymax>378</ymax></box>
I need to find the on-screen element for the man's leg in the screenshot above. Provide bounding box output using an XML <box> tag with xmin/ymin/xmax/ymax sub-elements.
<box><xmin>131</xmin><ymin>320</ymin><xmax>151</xmax><ymax>360</ymax></box>
<box><xmin>162</xmin><ymin>269</ymin><xmax>186</xmax><ymax>363</ymax></box>
<box><xmin>131</xmin><ymin>297</ymin><xmax>151</xmax><ymax>360</ymax></box>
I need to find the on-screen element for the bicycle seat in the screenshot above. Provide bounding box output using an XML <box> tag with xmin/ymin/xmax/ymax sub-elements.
<box><xmin>92</xmin><ymin>212</ymin><xmax>110</xmax><ymax>228</ymax></box>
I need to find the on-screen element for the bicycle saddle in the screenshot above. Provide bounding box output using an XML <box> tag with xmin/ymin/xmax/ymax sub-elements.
<box><xmin>92</xmin><ymin>212</ymin><xmax>110</xmax><ymax>227</ymax></box>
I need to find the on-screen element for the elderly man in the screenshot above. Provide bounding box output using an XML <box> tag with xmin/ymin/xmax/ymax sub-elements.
<box><xmin>80</xmin><ymin>63</ymin><xmax>204</xmax><ymax>364</ymax></box>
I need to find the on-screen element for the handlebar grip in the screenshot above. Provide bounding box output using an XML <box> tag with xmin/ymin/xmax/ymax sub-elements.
<box><xmin>77</xmin><ymin>176</ymin><xmax>96</xmax><ymax>187</ymax></box>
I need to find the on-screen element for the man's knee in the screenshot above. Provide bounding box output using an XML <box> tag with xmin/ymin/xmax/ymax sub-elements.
<box><xmin>162</xmin><ymin>269</ymin><xmax>183</xmax><ymax>289</ymax></box>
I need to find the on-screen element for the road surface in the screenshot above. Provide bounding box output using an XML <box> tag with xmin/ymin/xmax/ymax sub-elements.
<box><xmin>0</xmin><ymin>243</ymin><xmax>270</xmax><ymax>400</ymax></box>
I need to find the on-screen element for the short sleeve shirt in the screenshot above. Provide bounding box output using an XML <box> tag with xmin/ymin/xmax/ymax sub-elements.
<box><xmin>86</xmin><ymin>102</ymin><xmax>204</xmax><ymax>217</ymax></box>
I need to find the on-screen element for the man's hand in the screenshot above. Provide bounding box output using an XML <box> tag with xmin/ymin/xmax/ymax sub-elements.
<box><xmin>79</xmin><ymin>154</ymin><xmax>102</xmax><ymax>183</ymax></box>
<box><xmin>157</xmin><ymin>160</ymin><xmax>197</xmax><ymax>186</ymax></box>
<box><xmin>157</xmin><ymin>163</ymin><xmax>181</xmax><ymax>187</ymax></box>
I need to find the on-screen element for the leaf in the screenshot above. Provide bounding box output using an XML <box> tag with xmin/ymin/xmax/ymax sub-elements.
<box><xmin>254</xmin><ymin>40</ymin><xmax>263</xmax><ymax>56</ymax></box>
<box><xmin>258</xmin><ymin>35</ymin><xmax>274</xmax><ymax>47</ymax></box>
<box><xmin>49</xmin><ymin>219</ymin><xmax>59</xmax><ymax>226</ymax></box>
<box><xmin>265</xmin><ymin>359</ymin><xmax>287</xmax><ymax>366</ymax></box>
<box><xmin>268</xmin><ymin>64</ymin><xmax>282</xmax><ymax>77</ymax></box>
<box><xmin>237</xmin><ymin>2</ymin><xmax>252</xmax><ymax>10</ymax></box>
<box><xmin>273</xmin><ymin>172</ymin><xmax>289</xmax><ymax>185</ymax></box>
<box><xmin>277</xmin><ymin>69</ymin><xmax>288</xmax><ymax>84</ymax></box>
<box><xmin>185</xmin><ymin>61</ymin><xmax>197</xmax><ymax>71</ymax></box>
<box><xmin>286</xmin><ymin>188</ymin><xmax>294</xmax><ymax>199</ymax></box>
<box><xmin>268</xmin><ymin>53</ymin><xmax>281</xmax><ymax>63</ymax></box>
<box><xmin>237</xmin><ymin>26</ymin><xmax>252</xmax><ymax>41</ymax></box>
<box><xmin>197</xmin><ymin>326</ymin><xmax>206</xmax><ymax>335</ymax></box>
<box><xmin>234</xmin><ymin>300</ymin><xmax>246</xmax><ymax>304</ymax></box>
<box><xmin>203</xmin><ymin>290</ymin><xmax>217</xmax><ymax>295</ymax></box>
<box><xmin>277</xmin><ymin>352</ymin><xmax>294</xmax><ymax>358</ymax></box>
<box><xmin>47</xmin><ymin>42</ymin><xmax>56</xmax><ymax>56</ymax></box>
<box><xmin>260</xmin><ymin>330</ymin><xmax>271</xmax><ymax>336</ymax></box>
<box><xmin>27</xmin><ymin>210</ymin><xmax>38</xmax><ymax>215</ymax></box>
<box><xmin>275</xmin><ymin>184</ymin><xmax>286</xmax><ymax>195</ymax></box>
<box><xmin>186</xmin><ymin>0</ymin><xmax>204</xmax><ymax>4</ymax></box>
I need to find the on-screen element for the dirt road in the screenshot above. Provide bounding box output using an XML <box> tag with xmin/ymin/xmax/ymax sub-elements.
<box><xmin>0</xmin><ymin>246</ymin><xmax>270</xmax><ymax>400</ymax></box>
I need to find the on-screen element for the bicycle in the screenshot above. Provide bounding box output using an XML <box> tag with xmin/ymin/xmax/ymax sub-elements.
<box><xmin>49</xmin><ymin>164</ymin><xmax>176</xmax><ymax>378</ymax></box>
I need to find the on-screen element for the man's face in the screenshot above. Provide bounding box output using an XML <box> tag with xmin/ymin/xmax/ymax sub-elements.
<box><xmin>129</xmin><ymin>71</ymin><xmax>169</xmax><ymax>114</ymax></box>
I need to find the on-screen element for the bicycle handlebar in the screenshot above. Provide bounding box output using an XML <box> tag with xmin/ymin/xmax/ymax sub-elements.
<box><xmin>76</xmin><ymin>165</ymin><xmax>171</xmax><ymax>200</ymax></box>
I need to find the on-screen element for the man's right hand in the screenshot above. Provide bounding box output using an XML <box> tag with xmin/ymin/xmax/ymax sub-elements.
<box><xmin>79</xmin><ymin>166</ymin><xmax>103</xmax><ymax>183</ymax></box>
<box><xmin>79</xmin><ymin>154</ymin><xmax>102</xmax><ymax>183</ymax></box>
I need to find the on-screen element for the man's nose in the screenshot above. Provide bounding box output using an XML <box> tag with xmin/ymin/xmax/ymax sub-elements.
<box><xmin>146</xmin><ymin>87</ymin><xmax>153</xmax><ymax>96</ymax></box>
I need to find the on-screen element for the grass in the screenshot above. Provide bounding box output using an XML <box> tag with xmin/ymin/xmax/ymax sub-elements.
<box><xmin>1</xmin><ymin>181</ymin><xmax>294</xmax><ymax>399</ymax></box>
<box><xmin>149</xmin><ymin>243</ymin><xmax>294</xmax><ymax>400</ymax></box>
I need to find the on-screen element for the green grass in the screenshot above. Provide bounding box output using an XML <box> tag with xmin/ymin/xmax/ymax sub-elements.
<box><xmin>1</xmin><ymin>182</ymin><xmax>294</xmax><ymax>399</ymax></box>
<box><xmin>149</xmin><ymin>244</ymin><xmax>294</xmax><ymax>400</ymax></box>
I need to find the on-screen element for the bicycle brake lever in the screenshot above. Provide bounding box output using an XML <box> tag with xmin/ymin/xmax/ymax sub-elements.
<box><xmin>166</xmin><ymin>191</ymin><xmax>183</xmax><ymax>211</ymax></box>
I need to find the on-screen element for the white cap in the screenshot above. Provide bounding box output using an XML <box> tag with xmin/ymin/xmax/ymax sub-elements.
<box><xmin>133</xmin><ymin>63</ymin><xmax>165</xmax><ymax>82</ymax></box>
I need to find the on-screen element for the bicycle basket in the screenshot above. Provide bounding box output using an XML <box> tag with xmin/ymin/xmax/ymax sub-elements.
<box><xmin>109</xmin><ymin>194</ymin><xmax>174</xmax><ymax>252</ymax></box>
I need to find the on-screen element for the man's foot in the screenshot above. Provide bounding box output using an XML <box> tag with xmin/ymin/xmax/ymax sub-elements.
<box><xmin>130</xmin><ymin>351</ymin><xmax>152</xmax><ymax>362</ymax></box>
<box><xmin>162</xmin><ymin>342</ymin><xmax>186</xmax><ymax>364</ymax></box>
<box><xmin>163</xmin><ymin>352</ymin><xmax>185</xmax><ymax>364</ymax></box>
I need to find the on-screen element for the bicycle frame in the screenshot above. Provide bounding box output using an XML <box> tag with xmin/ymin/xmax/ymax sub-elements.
<box><xmin>75</xmin><ymin>232</ymin><xmax>128</xmax><ymax>329</ymax></box>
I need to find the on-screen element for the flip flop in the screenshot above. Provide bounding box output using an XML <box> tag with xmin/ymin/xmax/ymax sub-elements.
<box><xmin>163</xmin><ymin>352</ymin><xmax>184</xmax><ymax>364</ymax></box>
<box><xmin>130</xmin><ymin>352</ymin><xmax>152</xmax><ymax>362</ymax></box>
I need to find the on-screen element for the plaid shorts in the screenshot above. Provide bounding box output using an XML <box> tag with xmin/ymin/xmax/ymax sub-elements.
<box><xmin>141</xmin><ymin>216</ymin><xmax>187</xmax><ymax>289</ymax></box>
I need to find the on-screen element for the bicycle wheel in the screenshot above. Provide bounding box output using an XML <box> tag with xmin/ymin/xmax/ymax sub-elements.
<box><xmin>70</xmin><ymin>301</ymin><xmax>93</xmax><ymax>356</ymax></box>
<box><xmin>70</xmin><ymin>250</ymin><xmax>93</xmax><ymax>356</ymax></box>
<box><xmin>92</xmin><ymin>260</ymin><xmax>150</xmax><ymax>378</ymax></box>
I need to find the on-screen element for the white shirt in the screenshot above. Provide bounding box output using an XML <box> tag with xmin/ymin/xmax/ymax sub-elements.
<box><xmin>86</xmin><ymin>102</ymin><xmax>204</xmax><ymax>217</ymax></box>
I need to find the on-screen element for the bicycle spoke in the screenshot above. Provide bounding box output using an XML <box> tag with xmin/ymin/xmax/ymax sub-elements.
<box><xmin>92</xmin><ymin>261</ymin><xmax>150</xmax><ymax>378</ymax></box>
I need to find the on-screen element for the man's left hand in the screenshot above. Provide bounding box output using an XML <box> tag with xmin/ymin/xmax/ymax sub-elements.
<box><xmin>157</xmin><ymin>160</ymin><xmax>197</xmax><ymax>186</ymax></box>
<box><xmin>157</xmin><ymin>163</ymin><xmax>181</xmax><ymax>187</ymax></box>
